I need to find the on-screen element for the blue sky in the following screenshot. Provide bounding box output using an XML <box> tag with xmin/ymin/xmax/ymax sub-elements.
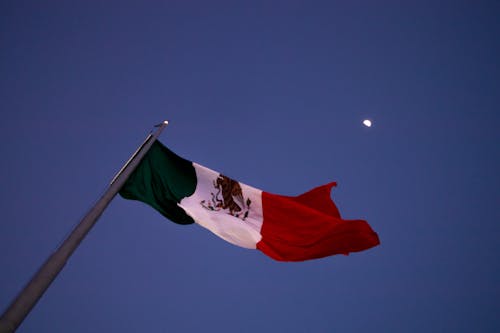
<box><xmin>1</xmin><ymin>1</ymin><xmax>499</xmax><ymax>332</ymax></box>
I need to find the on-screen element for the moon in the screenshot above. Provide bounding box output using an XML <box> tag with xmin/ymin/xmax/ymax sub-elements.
<box><xmin>363</xmin><ymin>119</ymin><xmax>372</xmax><ymax>127</ymax></box>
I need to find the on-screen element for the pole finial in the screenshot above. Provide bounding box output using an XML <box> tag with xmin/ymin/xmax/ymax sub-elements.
<box><xmin>154</xmin><ymin>120</ymin><xmax>169</xmax><ymax>127</ymax></box>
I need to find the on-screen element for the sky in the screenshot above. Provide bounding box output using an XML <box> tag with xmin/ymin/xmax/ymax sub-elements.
<box><xmin>1</xmin><ymin>1</ymin><xmax>499</xmax><ymax>332</ymax></box>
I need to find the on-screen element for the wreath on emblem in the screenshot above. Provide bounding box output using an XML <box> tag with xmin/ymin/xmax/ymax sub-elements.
<box><xmin>200</xmin><ymin>174</ymin><xmax>252</xmax><ymax>221</ymax></box>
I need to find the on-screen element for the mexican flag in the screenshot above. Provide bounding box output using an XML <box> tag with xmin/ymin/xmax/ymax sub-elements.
<box><xmin>119</xmin><ymin>141</ymin><xmax>380</xmax><ymax>261</ymax></box>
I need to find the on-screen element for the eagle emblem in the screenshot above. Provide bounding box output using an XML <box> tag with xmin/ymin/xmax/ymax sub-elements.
<box><xmin>200</xmin><ymin>174</ymin><xmax>252</xmax><ymax>220</ymax></box>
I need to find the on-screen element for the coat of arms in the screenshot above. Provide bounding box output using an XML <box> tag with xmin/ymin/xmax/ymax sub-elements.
<box><xmin>200</xmin><ymin>174</ymin><xmax>252</xmax><ymax>220</ymax></box>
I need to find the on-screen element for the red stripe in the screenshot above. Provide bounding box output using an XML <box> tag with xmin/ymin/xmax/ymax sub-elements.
<box><xmin>256</xmin><ymin>183</ymin><xmax>380</xmax><ymax>261</ymax></box>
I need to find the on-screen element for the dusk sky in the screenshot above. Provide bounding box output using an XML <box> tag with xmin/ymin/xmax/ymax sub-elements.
<box><xmin>1</xmin><ymin>1</ymin><xmax>499</xmax><ymax>332</ymax></box>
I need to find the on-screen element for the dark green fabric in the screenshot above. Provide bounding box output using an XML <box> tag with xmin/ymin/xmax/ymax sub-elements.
<box><xmin>119</xmin><ymin>140</ymin><xmax>196</xmax><ymax>225</ymax></box>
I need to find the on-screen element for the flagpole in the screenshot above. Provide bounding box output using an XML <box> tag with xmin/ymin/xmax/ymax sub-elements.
<box><xmin>0</xmin><ymin>120</ymin><xmax>169</xmax><ymax>333</ymax></box>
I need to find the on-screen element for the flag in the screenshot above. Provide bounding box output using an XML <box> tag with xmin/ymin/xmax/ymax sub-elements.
<box><xmin>119</xmin><ymin>141</ymin><xmax>380</xmax><ymax>261</ymax></box>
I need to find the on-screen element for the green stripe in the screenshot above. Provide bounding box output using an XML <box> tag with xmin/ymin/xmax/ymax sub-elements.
<box><xmin>119</xmin><ymin>140</ymin><xmax>196</xmax><ymax>225</ymax></box>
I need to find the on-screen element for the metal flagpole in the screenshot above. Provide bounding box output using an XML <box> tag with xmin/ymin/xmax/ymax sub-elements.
<box><xmin>0</xmin><ymin>120</ymin><xmax>169</xmax><ymax>333</ymax></box>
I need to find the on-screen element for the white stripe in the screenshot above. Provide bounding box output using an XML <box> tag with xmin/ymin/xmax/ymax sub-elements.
<box><xmin>179</xmin><ymin>163</ymin><xmax>263</xmax><ymax>249</ymax></box>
